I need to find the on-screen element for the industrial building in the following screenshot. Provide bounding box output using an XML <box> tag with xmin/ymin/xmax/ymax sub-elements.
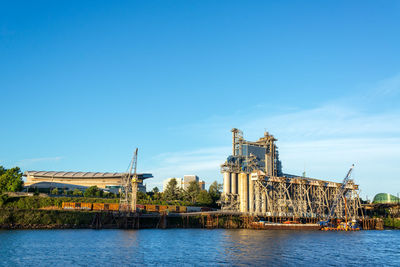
<box><xmin>220</xmin><ymin>128</ymin><xmax>363</xmax><ymax>220</ymax></box>
<box><xmin>24</xmin><ymin>171</ymin><xmax>152</xmax><ymax>193</ymax></box>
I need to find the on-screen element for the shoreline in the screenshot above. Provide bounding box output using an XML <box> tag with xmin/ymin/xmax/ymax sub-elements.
<box><xmin>0</xmin><ymin>209</ymin><xmax>390</xmax><ymax>230</ymax></box>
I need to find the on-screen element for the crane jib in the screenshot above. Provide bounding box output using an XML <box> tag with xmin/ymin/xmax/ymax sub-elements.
<box><xmin>327</xmin><ymin>164</ymin><xmax>355</xmax><ymax>220</ymax></box>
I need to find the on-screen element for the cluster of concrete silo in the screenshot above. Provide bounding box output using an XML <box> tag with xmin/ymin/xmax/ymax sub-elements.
<box><xmin>222</xmin><ymin>171</ymin><xmax>266</xmax><ymax>214</ymax></box>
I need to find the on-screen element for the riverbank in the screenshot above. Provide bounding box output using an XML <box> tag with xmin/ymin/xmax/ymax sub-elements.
<box><xmin>0</xmin><ymin>209</ymin><xmax>93</xmax><ymax>229</ymax></box>
<box><xmin>383</xmin><ymin>217</ymin><xmax>400</xmax><ymax>229</ymax></box>
<box><xmin>0</xmin><ymin>209</ymin><xmax>243</xmax><ymax>229</ymax></box>
<box><xmin>0</xmin><ymin>209</ymin><xmax>392</xmax><ymax>230</ymax></box>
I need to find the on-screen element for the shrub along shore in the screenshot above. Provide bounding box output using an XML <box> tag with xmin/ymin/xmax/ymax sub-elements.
<box><xmin>0</xmin><ymin>195</ymin><xmax>112</xmax><ymax>229</ymax></box>
<box><xmin>1</xmin><ymin>196</ymin><xmax>399</xmax><ymax>230</ymax></box>
<box><xmin>0</xmin><ymin>209</ymin><xmax>94</xmax><ymax>229</ymax></box>
<box><xmin>0</xmin><ymin>194</ymin><xmax>214</xmax><ymax>229</ymax></box>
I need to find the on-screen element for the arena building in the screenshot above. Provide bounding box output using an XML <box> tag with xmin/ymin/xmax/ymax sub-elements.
<box><xmin>24</xmin><ymin>171</ymin><xmax>153</xmax><ymax>193</ymax></box>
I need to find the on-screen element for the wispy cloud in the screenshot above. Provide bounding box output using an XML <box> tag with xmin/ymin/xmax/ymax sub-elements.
<box><xmin>372</xmin><ymin>72</ymin><xmax>400</xmax><ymax>96</ymax></box>
<box><xmin>17</xmin><ymin>156</ymin><xmax>63</xmax><ymax>166</ymax></box>
<box><xmin>242</xmin><ymin>105</ymin><xmax>400</xmax><ymax>142</ymax></box>
<box><xmin>279</xmin><ymin>138</ymin><xmax>400</xmax><ymax>179</ymax></box>
<box><xmin>147</xmin><ymin>73</ymin><xmax>400</xmax><ymax>197</ymax></box>
<box><xmin>245</xmin><ymin>104</ymin><xmax>400</xmax><ymax>198</ymax></box>
<box><xmin>145</xmin><ymin>147</ymin><xmax>230</xmax><ymax>190</ymax></box>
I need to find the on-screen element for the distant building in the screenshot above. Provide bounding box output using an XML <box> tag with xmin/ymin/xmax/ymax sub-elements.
<box><xmin>163</xmin><ymin>175</ymin><xmax>206</xmax><ymax>191</ymax></box>
<box><xmin>183</xmin><ymin>175</ymin><xmax>205</xmax><ymax>190</ymax></box>
<box><xmin>24</xmin><ymin>171</ymin><xmax>152</xmax><ymax>193</ymax></box>
<box><xmin>199</xmin><ymin>180</ymin><xmax>206</xmax><ymax>190</ymax></box>
<box><xmin>183</xmin><ymin>175</ymin><xmax>198</xmax><ymax>190</ymax></box>
<box><xmin>163</xmin><ymin>177</ymin><xmax>183</xmax><ymax>192</ymax></box>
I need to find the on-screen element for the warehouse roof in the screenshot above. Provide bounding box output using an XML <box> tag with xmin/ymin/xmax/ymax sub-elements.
<box><xmin>24</xmin><ymin>171</ymin><xmax>153</xmax><ymax>179</ymax></box>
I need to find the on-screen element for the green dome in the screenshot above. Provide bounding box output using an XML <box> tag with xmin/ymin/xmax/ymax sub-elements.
<box><xmin>373</xmin><ymin>193</ymin><xmax>400</xmax><ymax>204</ymax></box>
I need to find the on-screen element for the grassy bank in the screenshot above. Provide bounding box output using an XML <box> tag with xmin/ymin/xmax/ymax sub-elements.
<box><xmin>383</xmin><ymin>218</ymin><xmax>400</xmax><ymax>229</ymax></box>
<box><xmin>0</xmin><ymin>209</ymin><xmax>94</xmax><ymax>229</ymax></box>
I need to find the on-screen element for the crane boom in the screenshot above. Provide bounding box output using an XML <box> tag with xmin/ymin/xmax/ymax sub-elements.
<box><xmin>328</xmin><ymin>164</ymin><xmax>354</xmax><ymax>219</ymax></box>
<box><xmin>131</xmin><ymin>148</ymin><xmax>139</xmax><ymax>212</ymax></box>
<box><xmin>133</xmin><ymin>148</ymin><xmax>138</xmax><ymax>176</ymax></box>
<box><xmin>127</xmin><ymin>148</ymin><xmax>137</xmax><ymax>178</ymax></box>
<box><xmin>120</xmin><ymin>148</ymin><xmax>139</xmax><ymax>213</ymax></box>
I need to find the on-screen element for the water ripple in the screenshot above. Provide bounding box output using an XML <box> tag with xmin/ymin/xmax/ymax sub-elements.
<box><xmin>0</xmin><ymin>229</ymin><xmax>399</xmax><ymax>266</ymax></box>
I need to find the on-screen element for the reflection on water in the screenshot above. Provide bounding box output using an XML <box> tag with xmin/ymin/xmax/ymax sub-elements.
<box><xmin>0</xmin><ymin>229</ymin><xmax>399</xmax><ymax>266</ymax></box>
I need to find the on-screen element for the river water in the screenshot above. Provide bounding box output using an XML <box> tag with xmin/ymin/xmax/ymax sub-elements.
<box><xmin>0</xmin><ymin>229</ymin><xmax>399</xmax><ymax>266</ymax></box>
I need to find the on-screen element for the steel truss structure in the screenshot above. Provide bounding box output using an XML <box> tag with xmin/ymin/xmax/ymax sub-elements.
<box><xmin>220</xmin><ymin>129</ymin><xmax>363</xmax><ymax>220</ymax></box>
<box><xmin>221</xmin><ymin>171</ymin><xmax>363</xmax><ymax>220</ymax></box>
<box><xmin>255</xmin><ymin>175</ymin><xmax>362</xmax><ymax>219</ymax></box>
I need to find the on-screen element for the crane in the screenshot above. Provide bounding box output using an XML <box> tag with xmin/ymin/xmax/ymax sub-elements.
<box><xmin>120</xmin><ymin>148</ymin><xmax>140</xmax><ymax>213</ymax></box>
<box><xmin>320</xmin><ymin>164</ymin><xmax>354</xmax><ymax>229</ymax></box>
<box><xmin>328</xmin><ymin>164</ymin><xmax>354</xmax><ymax>219</ymax></box>
<box><xmin>130</xmin><ymin>148</ymin><xmax>139</xmax><ymax>212</ymax></box>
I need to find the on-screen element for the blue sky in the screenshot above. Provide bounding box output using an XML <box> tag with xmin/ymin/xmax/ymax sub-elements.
<box><xmin>1</xmin><ymin>1</ymin><xmax>400</xmax><ymax>199</ymax></box>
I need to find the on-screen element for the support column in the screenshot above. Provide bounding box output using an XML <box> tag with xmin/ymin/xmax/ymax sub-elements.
<box><xmin>249</xmin><ymin>178</ymin><xmax>254</xmax><ymax>213</ymax></box>
<box><xmin>262</xmin><ymin>192</ymin><xmax>267</xmax><ymax>214</ymax></box>
<box><xmin>238</xmin><ymin>173</ymin><xmax>242</xmax><ymax>211</ymax></box>
<box><xmin>255</xmin><ymin>183</ymin><xmax>260</xmax><ymax>214</ymax></box>
<box><xmin>223</xmin><ymin>172</ymin><xmax>231</xmax><ymax>196</ymax></box>
<box><xmin>239</xmin><ymin>173</ymin><xmax>248</xmax><ymax>213</ymax></box>
<box><xmin>231</xmin><ymin>173</ymin><xmax>238</xmax><ymax>195</ymax></box>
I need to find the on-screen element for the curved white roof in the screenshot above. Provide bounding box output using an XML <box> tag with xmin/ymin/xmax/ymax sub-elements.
<box><xmin>24</xmin><ymin>171</ymin><xmax>153</xmax><ymax>179</ymax></box>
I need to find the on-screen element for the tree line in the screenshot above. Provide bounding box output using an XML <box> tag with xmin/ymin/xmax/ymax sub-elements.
<box><xmin>155</xmin><ymin>179</ymin><xmax>222</xmax><ymax>207</ymax></box>
<box><xmin>0</xmin><ymin>166</ymin><xmax>223</xmax><ymax>207</ymax></box>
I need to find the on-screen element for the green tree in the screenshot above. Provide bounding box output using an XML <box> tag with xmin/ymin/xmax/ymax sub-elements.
<box><xmin>51</xmin><ymin>188</ymin><xmax>59</xmax><ymax>195</ymax></box>
<box><xmin>84</xmin><ymin>186</ymin><xmax>101</xmax><ymax>197</ymax></box>
<box><xmin>72</xmin><ymin>189</ymin><xmax>83</xmax><ymax>196</ymax></box>
<box><xmin>0</xmin><ymin>194</ymin><xmax>9</xmax><ymax>207</ymax></box>
<box><xmin>95</xmin><ymin>190</ymin><xmax>103</xmax><ymax>197</ymax></box>
<box><xmin>152</xmin><ymin>187</ymin><xmax>159</xmax><ymax>193</ymax></box>
<box><xmin>197</xmin><ymin>190</ymin><xmax>213</xmax><ymax>206</ymax></box>
<box><xmin>0</xmin><ymin>166</ymin><xmax>5</xmax><ymax>176</ymax></box>
<box><xmin>208</xmin><ymin>181</ymin><xmax>222</xmax><ymax>203</ymax></box>
<box><xmin>177</xmin><ymin>187</ymin><xmax>185</xmax><ymax>201</ymax></box>
<box><xmin>137</xmin><ymin>191</ymin><xmax>147</xmax><ymax>200</ymax></box>
<box><xmin>0</xmin><ymin>166</ymin><xmax>24</xmax><ymax>193</ymax></box>
<box><xmin>163</xmin><ymin>178</ymin><xmax>179</xmax><ymax>200</ymax></box>
<box><xmin>185</xmin><ymin>181</ymin><xmax>201</xmax><ymax>203</ymax></box>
